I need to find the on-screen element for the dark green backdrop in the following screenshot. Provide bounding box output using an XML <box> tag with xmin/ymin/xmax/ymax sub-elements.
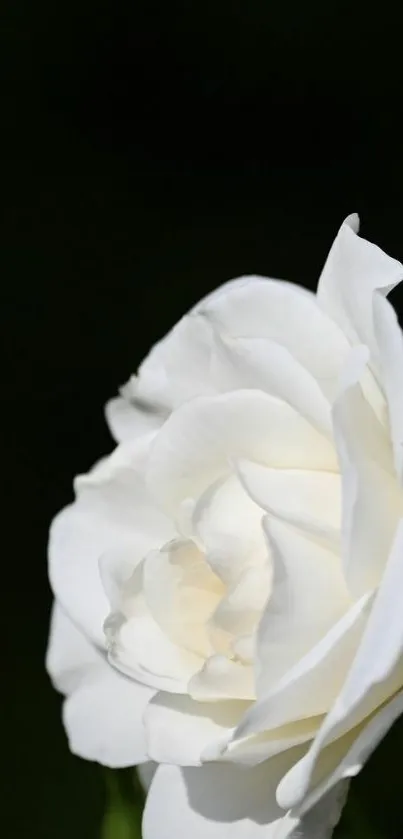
<box><xmin>2</xmin><ymin>2</ymin><xmax>403</xmax><ymax>837</ymax></box>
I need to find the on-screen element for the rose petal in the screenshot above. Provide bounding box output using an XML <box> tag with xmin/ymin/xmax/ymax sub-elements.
<box><xmin>278</xmin><ymin>691</ymin><xmax>403</xmax><ymax>816</ymax></box>
<box><xmin>207</xmin><ymin>717</ymin><xmax>320</xmax><ymax>767</ymax></box>
<box><xmin>236</xmin><ymin>593</ymin><xmax>372</xmax><ymax>737</ymax></box>
<box><xmin>277</xmin><ymin>519</ymin><xmax>403</xmax><ymax>810</ymax></box>
<box><xmin>147</xmin><ymin>390</ymin><xmax>337</xmax><ymax>517</ymax></box>
<box><xmin>256</xmin><ymin>519</ymin><xmax>351</xmax><ymax>695</ymax></box>
<box><xmin>117</xmin><ymin>313</ymin><xmax>216</xmax><ymax>416</ymax></box>
<box><xmin>142</xmin><ymin>750</ymin><xmax>302</xmax><ymax>839</ymax></box>
<box><xmin>143</xmin><ymin>754</ymin><xmax>347</xmax><ymax>839</ymax></box>
<box><xmin>373</xmin><ymin>292</ymin><xmax>403</xmax><ymax>482</ymax></box>
<box><xmin>189</xmin><ymin>655</ymin><xmax>255</xmax><ymax>702</ymax></box>
<box><xmin>237</xmin><ymin>461</ymin><xmax>341</xmax><ymax>551</ymax></box>
<box><xmin>105</xmin><ymin>396</ymin><xmax>164</xmax><ymax>443</ymax></box>
<box><xmin>283</xmin><ymin>782</ymin><xmax>350</xmax><ymax>839</ymax></box>
<box><xmin>333</xmin><ymin>360</ymin><xmax>403</xmax><ymax>596</ymax></box>
<box><xmin>201</xmin><ymin>276</ymin><xmax>350</xmax><ymax>400</ymax></box>
<box><xmin>46</xmin><ymin>600</ymin><xmax>100</xmax><ymax>695</ymax></box>
<box><xmin>143</xmin><ymin>539</ymin><xmax>223</xmax><ymax>657</ymax></box>
<box><xmin>108</xmin><ymin>606</ymin><xmax>203</xmax><ymax>694</ymax></box>
<box><xmin>208</xmin><ymin>565</ymin><xmax>271</xmax><ymax>659</ymax></box>
<box><xmin>46</xmin><ymin>603</ymin><xmax>152</xmax><ymax>767</ymax></box>
<box><xmin>103</xmin><ymin>546</ymin><xmax>206</xmax><ymax>693</ymax></box>
<box><xmin>192</xmin><ymin>474</ymin><xmax>267</xmax><ymax>585</ymax></box>
<box><xmin>49</xmin><ymin>437</ymin><xmax>172</xmax><ymax>645</ymax></box>
<box><xmin>212</xmin><ymin>333</ymin><xmax>332</xmax><ymax>436</ymax></box>
<box><xmin>145</xmin><ymin>693</ymin><xmax>247</xmax><ymax>766</ymax></box>
<box><xmin>317</xmin><ymin>214</ymin><xmax>403</xmax><ymax>361</ymax></box>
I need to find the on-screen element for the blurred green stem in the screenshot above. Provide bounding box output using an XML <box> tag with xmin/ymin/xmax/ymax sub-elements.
<box><xmin>101</xmin><ymin>768</ymin><xmax>144</xmax><ymax>839</ymax></box>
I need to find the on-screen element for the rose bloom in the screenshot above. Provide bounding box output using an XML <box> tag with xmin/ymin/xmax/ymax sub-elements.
<box><xmin>47</xmin><ymin>216</ymin><xmax>403</xmax><ymax>838</ymax></box>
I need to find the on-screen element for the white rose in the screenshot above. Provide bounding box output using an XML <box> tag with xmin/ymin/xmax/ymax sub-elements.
<box><xmin>47</xmin><ymin>215</ymin><xmax>403</xmax><ymax>839</ymax></box>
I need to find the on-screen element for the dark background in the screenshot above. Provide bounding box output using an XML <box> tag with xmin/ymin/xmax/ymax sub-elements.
<box><xmin>2</xmin><ymin>2</ymin><xmax>403</xmax><ymax>837</ymax></box>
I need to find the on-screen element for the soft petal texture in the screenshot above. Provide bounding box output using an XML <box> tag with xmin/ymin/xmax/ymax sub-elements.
<box><xmin>317</xmin><ymin>214</ymin><xmax>403</xmax><ymax>362</ymax></box>
<box><xmin>189</xmin><ymin>655</ymin><xmax>255</xmax><ymax>702</ymax></box>
<box><xmin>49</xmin><ymin>438</ymin><xmax>172</xmax><ymax>645</ymax></box>
<box><xmin>207</xmin><ymin>717</ymin><xmax>320</xmax><ymax>766</ymax></box>
<box><xmin>105</xmin><ymin>396</ymin><xmax>165</xmax><ymax>443</ymax></box>
<box><xmin>237</xmin><ymin>461</ymin><xmax>341</xmax><ymax>550</ymax></box>
<box><xmin>100</xmin><ymin>545</ymin><xmax>145</xmax><ymax>613</ymax></box>
<box><xmin>277</xmin><ymin>519</ymin><xmax>403</xmax><ymax>809</ymax></box>
<box><xmin>147</xmin><ymin>390</ymin><xmax>337</xmax><ymax>516</ymax></box>
<box><xmin>47</xmin><ymin>601</ymin><xmax>102</xmax><ymax>694</ymax></box>
<box><xmin>278</xmin><ymin>691</ymin><xmax>403</xmax><ymax>817</ymax></box>
<box><xmin>283</xmin><ymin>782</ymin><xmax>350</xmax><ymax>839</ymax></box>
<box><xmin>103</xmin><ymin>548</ymin><xmax>207</xmax><ymax>693</ymax></box>
<box><xmin>207</xmin><ymin>565</ymin><xmax>271</xmax><ymax>661</ymax></box>
<box><xmin>373</xmin><ymin>292</ymin><xmax>403</xmax><ymax>481</ymax></box>
<box><xmin>108</xmin><ymin>272</ymin><xmax>352</xmax><ymax>432</ymax></box>
<box><xmin>149</xmin><ymin>315</ymin><xmax>216</xmax><ymax>405</ymax></box>
<box><xmin>333</xmin><ymin>370</ymin><xmax>402</xmax><ymax>597</ymax></box>
<box><xmin>200</xmin><ymin>276</ymin><xmax>350</xmax><ymax>400</ymax></box>
<box><xmin>211</xmin><ymin>332</ymin><xmax>332</xmax><ymax>435</ymax></box>
<box><xmin>47</xmin><ymin>603</ymin><xmax>152</xmax><ymax>767</ymax></box>
<box><xmin>143</xmin><ymin>751</ymin><xmax>301</xmax><ymax>839</ymax></box>
<box><xmin>143</xmin><ymin>540</ymin><xmax>223</xmax><ymax>657</ymax></box>
<box><xmin>143</xmin><ymin>753</ymin><xmax>347</xmax><ymax>839</ymax></box>
<box><xmin>145</xmin><ymin>693</ymin><xmax>247</xmax><ymax>766</ymax></box>
<box><xmin>192</xmin><ymin>475</ymin><xmax>267</xmax><ymax>585</ymax></box>
<box><xmin>109</xmin><ymin>606</ymin><xmax>204</xmax><ymax>694</ymax></box>
<box><xmin>237</xmin><ymin>593</ymin><xmax>372</xmax><ymax>737</ymax></box>
<box><xmin>256</xmin><ymin>519</ymin><xmax>351</xmax><ymax>695</ymax></box>
<box><xmin>113</xmin><ymin>313</ymin><xmax>216</xmax><ymax>422</ymax></box>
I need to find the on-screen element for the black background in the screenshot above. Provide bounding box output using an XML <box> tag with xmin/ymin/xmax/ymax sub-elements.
<box><xmin>2</xmin><ymin>2</ymin><xmax>403</xmax><ymax>837</ymax></box>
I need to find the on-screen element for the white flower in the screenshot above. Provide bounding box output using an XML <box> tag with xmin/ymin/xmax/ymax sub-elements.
<box><xmin>47</xmin><ymin>215</ymin><xmax>403</xmax><ymax>839</ymax></box>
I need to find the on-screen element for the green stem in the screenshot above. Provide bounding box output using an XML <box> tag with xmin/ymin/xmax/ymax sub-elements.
<box><xmin>101</xmin><ymin>769</ymin><xmax>143</xmax><ymax>839</ymax></box>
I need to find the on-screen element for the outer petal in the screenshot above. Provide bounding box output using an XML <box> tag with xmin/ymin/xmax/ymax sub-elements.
<box><xmin>373</xmin><ymin>292</ymin><xmax>403</xmax><ymax>482</ymax></box>
<box><xmin>49</xmin><ymin>438</ymin><xmax>172</xmax><ymax>645</ymax></box>
<box><xmin>108</xmin><ymin>274</ymin><xmax>350</xmax><ymax>438</ymax></box>
<box><xmin>277</xmin><ymin>519</ymin><xmax>403</xmax><ymax>810</ymax></box>
<box><xmin>236</xmin><ymin>593</ymin><xmax>372</xmax><ymax>737</ymax></box>
<box><xmin>205</xmin><ymin>717</ymin><xmax>319</xmax><ymax>767</ymax></box>
<box><xmin>211</xmin><ymin>333</ymin><xmax>332</xmax><ymax>436</ymax></box>
<box><xmin>110</xmin><ymin>313</ymin><xmax>216</xmax><ymax>422</ymax></box>
<box><xmin>144</xmin><ymin>693</ymin><xmax>247</xmax><ymax>766</ymax></box>
<box><xmin>282</xmin><ymin>782</ymin><xmax>350</xmax><ymax>839</ymax></box>
<box><xmin>46</xmin><ymin>603</ymin><xmax>152</xmax><ymax>767</ymax></box>
<box><xmin>333</xmin><ymin>355</ymin><xmax>402</xmax><ymax>596</ymax></box>
<box><xmin>200</xmin><ymin>276</ymin><xmax>350</xmax><ymax>401</ymax></box>
<box><xmin>147</xmin><ymin>390</ymin><xmax>337</xmax><ymax>517</ymax></box>
<box><xmin>278</xmin><ymin>691</ymin><xmax>403</xmax><ymax>817</ymax></box>
<box><xmin>143</xmin><ymin>754</ymin><xmax>346</xmax><ymax>839</ymax></box>
<box><xmin>46</xmin><ymin>600</ymin><xmax>101</xmax><ymax>694</ymax></box>
<box><xmin>317</xmin><ymin>214</ymin><xmax>403</xmax><ymax>362</ymax></box>
<box><xmin>256</xmin><ymin>519</ymin><xmax>351</xmax><ymax>695</ymax></box>
<box><xmin>105</xmin><ymin>396</ymin><xmax>164</xmax><ymax>443</ymax></box>
<box><xmin>152</xmin><ymin>315</ymin><xmax>217</xmax><ymax>406</ymax></box>
<box><xmin>143</xmin><ymin>752</ymin><xmax>298</xmax><ymax>839</ymax></box>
